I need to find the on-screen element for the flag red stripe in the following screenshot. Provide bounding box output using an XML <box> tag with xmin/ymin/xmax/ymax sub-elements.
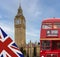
<box><xmin>0</xmin><ymin>38</ymin><xmax>18</xmax><ymax>57</ymax></box>
<box><xmin>11</xmin><ymin>46</ymin><xmax>19</xmax><ymax>50</ymax></box>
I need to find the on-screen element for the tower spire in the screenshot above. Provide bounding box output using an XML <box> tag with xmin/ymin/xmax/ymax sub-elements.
<box><xmin>19</xmin><ymin>0</ymin><xmax>21</xmax><ymax>8</ymax></box>
<box><xmin>17</xmin><ymin>0</ymin><xmax>23</xmax><ymax>16</ymax></box>
<box><xmin>14</xmin><ymin>0</ymin><xmax>26</xmax><ymax>49</ymax></box>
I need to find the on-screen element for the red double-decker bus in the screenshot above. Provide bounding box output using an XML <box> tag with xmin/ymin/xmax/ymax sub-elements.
<box><xmin>40</xmin><ymin>18</ymin><xmax>60</xmax><ymax>57</ymax></box>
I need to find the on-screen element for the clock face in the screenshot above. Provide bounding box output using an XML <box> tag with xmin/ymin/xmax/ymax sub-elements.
<box><xmin>16</xmin><ymin>19</ymin><xmax>21</xmax><ymax>24</ymax></box>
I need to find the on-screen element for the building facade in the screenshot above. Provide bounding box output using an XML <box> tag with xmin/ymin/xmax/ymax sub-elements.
<box><xmin>26</xmin><ymin>41</ymin><xmax>40</xmax><ymax>57</ymax></box>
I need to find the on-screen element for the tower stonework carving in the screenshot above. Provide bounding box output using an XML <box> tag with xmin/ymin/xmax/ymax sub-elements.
<box><xmin>14</xmin><ymin>5</ymin><xmax>26</xmax><ymax>48</ymax></box>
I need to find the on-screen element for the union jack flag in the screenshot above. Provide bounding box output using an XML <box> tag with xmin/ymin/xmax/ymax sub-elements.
<box><xmin>0</xmin><ymin>27</ymin><xmax>24</xmax><ymax>57</ymax></box>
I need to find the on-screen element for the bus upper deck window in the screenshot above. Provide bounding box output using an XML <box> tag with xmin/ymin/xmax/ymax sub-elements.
<box><xmin>54</xmin><ymin>23</ymin><xmax>60</xmax><ymax>29</ymax></box>
<box><xmin>42</xmin><ymin>24</ymin><xmax>52</xmax><ymax>29</ymax></box>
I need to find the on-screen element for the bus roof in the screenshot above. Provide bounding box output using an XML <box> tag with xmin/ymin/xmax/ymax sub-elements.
<box><xmin>42</xmin><ymin>18</ymin><xmax>60</xmax><ymax>23</ymax></box>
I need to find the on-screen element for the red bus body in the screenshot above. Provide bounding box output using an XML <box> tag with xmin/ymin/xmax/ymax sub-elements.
<box><xmin>40</xmin><ymin>18</ymin><xmax>60</xmax><ymax>57</ymax></box>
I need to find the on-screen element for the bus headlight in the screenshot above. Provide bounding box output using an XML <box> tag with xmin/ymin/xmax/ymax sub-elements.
<box><xmin>47</xmin><ymin>30</ymin><xmax>50</xmax><ymax>34</ymax></box>
<box><xmin>41</xmin><ymin>55</ymin><xmax>44</xmax><ymax>57</ymax></box>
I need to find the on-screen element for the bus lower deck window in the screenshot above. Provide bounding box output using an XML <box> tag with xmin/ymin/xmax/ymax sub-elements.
<box><xmin>41</xmin><ymin>40</ymin><xmax>50</xmax><ymax>50</ymax></box>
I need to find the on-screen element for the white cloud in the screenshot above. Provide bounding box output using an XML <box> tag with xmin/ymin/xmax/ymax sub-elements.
<box><xmin>0</xmin><ymin>22</ymin><xmax>14</xmax><ymax>40</ymax></box>
<box><xmin>22</xmin><ymin>0</ymin><xmax>42</xmax><ymax>21</ymax></box>
<box><xmin>26</xmin><ymin>27</ymin><xmax>40</xmax><ymax>43</ymax></box>
<box><xmin>0</xmin><ymin>0</ymin><xmax>18</xmax><ymax>15</ymax></box>
<box><xmin>34</xmin><ymin>11</ymin><xmax>42</xmax><ymax>17</ymax></box>
<box><xmin>26</xmin><ymin>31</ymin><xmax>38</xmax><ymax>37</ymax></box>
<box><xmin>0</xmin><ymin>15</ymin><xmax>2</xmax><ymax>19</ymax></box>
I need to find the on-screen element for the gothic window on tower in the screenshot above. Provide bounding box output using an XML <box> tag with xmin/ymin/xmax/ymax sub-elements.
<box><xmin>23</xmin><ymin>20</ymin><xmax>25</xmax><ymax>24</ymax></box>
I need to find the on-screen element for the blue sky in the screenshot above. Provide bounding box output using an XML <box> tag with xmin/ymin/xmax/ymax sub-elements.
<box><xmin>0</xmin><ymin>0</ymin><xmax>60</xmax><ymax>43</ymax></box>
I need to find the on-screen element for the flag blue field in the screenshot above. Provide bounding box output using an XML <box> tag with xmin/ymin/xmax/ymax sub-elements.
<box><xmin>0</xmin><ymin>27</ymin><xmax>24</xmax><ymax>57</ymax></box>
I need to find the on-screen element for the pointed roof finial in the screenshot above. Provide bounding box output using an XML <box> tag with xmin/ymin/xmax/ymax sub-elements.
<box><xmin>18</xmin><ymin>0</ymin><xmax>22</xmax><ymax>10</ymax></box>
<box><xmin>19</xmin><ymin>0</ymin><xmax>21</xmax><ymax>8</ymax></box>
<box><xmin>16</xmin><ymin>0</ymin><xmax>23</xmax><ymax>16</ymax></box>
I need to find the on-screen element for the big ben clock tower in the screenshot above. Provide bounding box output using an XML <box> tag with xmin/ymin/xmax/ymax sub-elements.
<box><xmin>14</xmin><ymin>5</ymin><xmax>26</xmax><ymax>49</ymax></box>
